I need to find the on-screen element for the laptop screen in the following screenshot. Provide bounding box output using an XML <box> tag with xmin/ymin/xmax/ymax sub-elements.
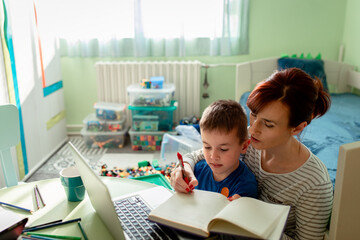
<box><xmin>68</xmin><ymin>142</ymin><xmax>126</xmax><ymax>239</ymax></box>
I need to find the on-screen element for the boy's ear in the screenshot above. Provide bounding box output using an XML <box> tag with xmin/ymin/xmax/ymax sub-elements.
<box><xmin>240</xmin><ymin>139</ymin><xmax>250</xmax><ymax>154</ymax></box>
<box><xmin>292</xmin><ymin>121</ymin><xmax>307</xmax><ymax>136</ymax></box>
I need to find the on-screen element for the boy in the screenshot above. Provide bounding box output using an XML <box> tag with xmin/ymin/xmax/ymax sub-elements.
<box><xmin>190</xmin><ymin>100</ymin><xmax>258</xmax><ymax>200</ymax></box>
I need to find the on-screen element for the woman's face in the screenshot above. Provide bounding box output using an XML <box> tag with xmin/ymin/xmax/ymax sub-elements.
<box><xmin>249</xmin><ymin>100</ymin><xmax>293</xmax><ymax>150</ymax></box>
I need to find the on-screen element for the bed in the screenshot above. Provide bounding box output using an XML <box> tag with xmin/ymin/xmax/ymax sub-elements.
<box><xmin>235</xmin><ymin>57</ymin><xmax>360</xmax><ymax>240</ymax></box>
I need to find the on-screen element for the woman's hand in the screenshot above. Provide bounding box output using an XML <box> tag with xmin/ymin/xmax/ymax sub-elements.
<box><xmin>170</xmin><ymin>163</ymin><xmax>198</xmax><ymax>193</ymax></box>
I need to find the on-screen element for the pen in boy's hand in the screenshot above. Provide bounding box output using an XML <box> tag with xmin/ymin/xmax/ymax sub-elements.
<box><xmin>177</xmin><ymin>152</ymin><xmax>190</xmax><ymax>185</ymax></box>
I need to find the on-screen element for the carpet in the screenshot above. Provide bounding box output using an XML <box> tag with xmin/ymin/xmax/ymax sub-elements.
<box><xmin>25</xmin><ymin>136</ymin><xmax>161</xmax><ymax>183</ymax></box>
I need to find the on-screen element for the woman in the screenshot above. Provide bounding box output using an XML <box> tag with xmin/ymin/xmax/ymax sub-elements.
<box><xmin>171</xmin><ymin>68</ymin><xmax>334</xmax><ymax>240</ymax></box>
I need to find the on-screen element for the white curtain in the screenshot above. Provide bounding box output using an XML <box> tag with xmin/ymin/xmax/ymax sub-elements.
<box><xmin>36</xmin><ymin>0</ymin><xmax>249</xmax><ymax>57</ymax></box>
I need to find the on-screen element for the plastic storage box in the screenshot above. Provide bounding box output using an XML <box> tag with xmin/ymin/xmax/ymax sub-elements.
<box><xmin>81</xmin><ymin>127</ymin><xmax>128</xmax><ymax>148</ymax></box>
<box><xmin>94</xmin><ymin>102</ymin><xmax>126</xmax><ymax>121</ymax></box>
<box><xmin>129</xmin><ymin>128</ymin><xmax>176</xmax><ymax>151</ymax></box>
<box><xmin>128</xmin><ymin>101</ymin><xmax>177</xmax><ymax>131</ymax></box>
<box><xmin>132</xmin><ymin>115</ymin><xmax>159</xmax><ymax>131</ymax></box>
<box><xmin>127</xmin><ymin>83</ymin><xmax>175</xmax><ymax>106</ymax></box>
<box><xmin>83</xmin><ymin>113</ymin><xmax>126</xmax><ymax>132</ymax></box>
<box><xmin>160</xmin><ymin>133</ymin><xmax>203</xmax><ymax>166</ymax></box>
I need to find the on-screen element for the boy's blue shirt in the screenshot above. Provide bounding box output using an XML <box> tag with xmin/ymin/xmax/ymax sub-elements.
<box><xmin>194</xmin><ymin>159</ymin><xmax>258</xmax><ymax>198</ymax></box>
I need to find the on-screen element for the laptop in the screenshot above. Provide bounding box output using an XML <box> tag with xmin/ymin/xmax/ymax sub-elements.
<box><xmin>68</xmin><ymin>141</ymin><xmax>187</xmax><ymax>240</ymax></box>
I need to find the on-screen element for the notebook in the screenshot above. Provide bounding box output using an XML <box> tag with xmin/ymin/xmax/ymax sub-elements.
<box><xmin>68</xmin><ymin>142</ymin><xmax>190</xmax><ymax>240</ymax></box>
<box><xmin>0</xmin><ymin>208</ymin><xmax>28</xmax><ymax>239</ymax></box>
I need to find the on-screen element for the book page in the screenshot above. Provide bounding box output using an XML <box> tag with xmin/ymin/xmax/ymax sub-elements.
<box><xmin>207</xmin><ymin>220</ymin><xmax>261</xmax><ymax>239</ymax></box>
<box><xmin>209</xmin><ymin>197</ymin><xmax>290</xmax><ymax>239</ymax></box>
<box><xmin>148</xmin><ymin>190</ymin><xmax>230</xmax><ymax>237</ymax></box>
<box><xmin>266</xmin><ymin>207</ymin><xmax>290</xmax><ymax>240</ymax></box>
<box><xmin>0</xmin><ymin>207</ymin><xmax>26</xmax><ymax>231</ymax></box>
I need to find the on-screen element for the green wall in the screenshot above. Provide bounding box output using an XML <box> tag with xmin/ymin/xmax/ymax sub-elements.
<box><xmin>342</xmin><ymin>0</ymin><xmax>360</xmax><ymax>70</ymax></box>
<box><xmin>62</xmin><ymin>0</ymin><xmax>347</xmax><ymax>130</ymax></box>
<box><xmin>342</xmin><ymin>0</ymin><xmax>360</xmax><ymax>95</ymax></box>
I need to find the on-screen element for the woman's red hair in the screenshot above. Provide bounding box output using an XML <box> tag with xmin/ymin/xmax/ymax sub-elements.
<box><xmin>247</xmin><ymin>68</ymin><xmax>331</xmax><ymax>127</ymax></box>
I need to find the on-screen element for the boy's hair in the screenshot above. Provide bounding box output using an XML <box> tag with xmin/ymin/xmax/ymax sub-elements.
<box><xmin>200</xmin><ymin>99</ymin><xmax>248</xmax><ymax>143</ymax></box>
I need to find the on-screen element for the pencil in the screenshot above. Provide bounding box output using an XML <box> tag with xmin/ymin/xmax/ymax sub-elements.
<box><xmin>22</xmin><ymin>218</ymin><xmax>82</xmax><ymax>232</ymax></box>
<box><xmin>35</xmin><ymin>185</ymin><xmax>46</xmax><ymax>207</ymax></box>
<box><xmin>0</xmin><ymin>201</ymin><xmax>33</xmax><ymax>214</ymax></box>
<box><xmin>21</xmin><ymin>235</ymin><xmax>57</xmax><ymax>240</ymax></box>
<box><xmin>77</xmin><ymin>221</ymin><xmax>89</xmax><ymax>240</ymax></box>
<box><xmin>21</xmin><ymin>236</ymin><xmax>45</xmax><ymax>240</ymax></box>
<box><xmin>24</xmin><ymin>232</ymin><xmax>81</xmax><ymax>240</ymax></box>
<box><xmin>34</xmin><ymin>187</ymin><xmax>40</xmax><ymax>210</ymax></box>
<box><xmin>23</xmin><ymin>220</ymin><xmax>62</xmax><ymax>230</ymax></box>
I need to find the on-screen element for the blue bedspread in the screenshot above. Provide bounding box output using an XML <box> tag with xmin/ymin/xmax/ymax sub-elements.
<box><xmin>240</xmin><ymin>92</ymin><xmax>360</xmax><ymax>186</ymax></box>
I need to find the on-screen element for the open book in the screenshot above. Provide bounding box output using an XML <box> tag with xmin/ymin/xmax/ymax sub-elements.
<box><xmin>148</xmin><ymin>189</ymin><xmax>290</xmax><ymax>239</ymax></box>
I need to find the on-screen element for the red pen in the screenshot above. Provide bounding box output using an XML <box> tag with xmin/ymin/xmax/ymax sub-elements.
<box><xmin>177</xmin><ymin>152</ymin><xmax>190</xmax><ymax>184</ymax></box>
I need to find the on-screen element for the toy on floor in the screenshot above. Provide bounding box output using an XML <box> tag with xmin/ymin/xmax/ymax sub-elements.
<box><xmin>100</xmin><ymin>160</ymin><xmax>177</xmax><ymax>181</ymax></box>
<box><xmin>88</xmin><ymin>136</ymin><xmax>123</xmax><ymax>148</ymax></box>
<box><xmin>179</xmin><ymin>115</ymin><xmax>200</xmax><ymax>132</ymax></box>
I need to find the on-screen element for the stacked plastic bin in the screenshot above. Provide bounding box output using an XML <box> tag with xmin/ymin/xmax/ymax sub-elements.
<box><xmin>127</xmin><ymin>77</ymin><xmax>177</xmax><ymax>151</ymax></box>
<box><xmin>81</xmin><ymin>102</ymin><xmax>128</xmax><ymax>148</ymax></box>
<box><xmin>160</xmin><ymin>125</ymin><xmax>203</xmax><ymax>166</ymax></box>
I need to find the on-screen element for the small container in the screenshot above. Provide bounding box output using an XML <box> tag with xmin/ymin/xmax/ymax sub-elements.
<box><xmin>81</xmin><ymin>127</ymin><xmax>128</xmax><ymax>148</ymax></box>
<box><xmin>127</xmin><ymin>83</ymin><xmax>175</xmax><ymax>107</ymax></box>
<box><xmin>141</xmin><ymin>76</ymin><xmax>164</xmax><ymax>89</ymax></box>
<box><xmin>128</xmin><ymin>101</ymin><xmax>177</xmax><ymax>131</ymax></box>
<box><xmin>160</xmin><ymin>133</ymin><xmax>203</xmax><ymax>166</ymax></box>
<box><xmin>94</xmin><ymin>102</ymin><xmax>126</xmax><ymax>121</ymax></box>
<box><xmin>149</xmin><ymin>76</ymin><xmax>164</xmax><ymax>89</ymax></box>
<box><xmin>129</xmin><ymin>128</ymin><xmax>176</xmax><ymax>151</ymax></box>
<box><xmin>83</xmin><ymin>113</ymin><xmax>126</xmax><ymax>132</ymax></box>
<box><xmin>132</xmin><ymin>115</ymin><xmax>159</xmax><ymax>131</ymax></box>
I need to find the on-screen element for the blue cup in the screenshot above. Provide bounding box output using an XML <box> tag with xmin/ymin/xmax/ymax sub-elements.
<box><xmin>59</xmin><ymin>167</ymin><xmax>85</xmax><ymax>202</ymax></box>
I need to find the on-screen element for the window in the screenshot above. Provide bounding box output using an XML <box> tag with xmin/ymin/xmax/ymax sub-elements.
<box><xmin>35</xmin><ymin>0</ymin><xmax>249</xmax><ymax>57</ymax></box>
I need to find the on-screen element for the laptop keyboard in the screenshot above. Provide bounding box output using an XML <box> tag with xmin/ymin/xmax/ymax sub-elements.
<box><xmin>114</xmin><ymin>195</ymin><xmax>178</xmax><ymax>240</ymax></box>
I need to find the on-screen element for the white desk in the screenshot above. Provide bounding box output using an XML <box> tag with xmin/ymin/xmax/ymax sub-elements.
<box><xmin>0</xmin><ymin>177</ymin><xmax>160</xmax><ymax>239</ymax></box>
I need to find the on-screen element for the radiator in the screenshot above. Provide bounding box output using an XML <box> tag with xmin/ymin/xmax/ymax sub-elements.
<box><xmin>95</xmin><ymin>61</ymin><xmax>202</xmax><ymax>125</ymax></box>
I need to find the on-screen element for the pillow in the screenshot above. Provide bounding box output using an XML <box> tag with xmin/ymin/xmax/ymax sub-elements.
<box><xmin>239</xmin><ymin>91</ymin><xmax>251</xmax><ymax>125</ymax></box>
<box><xmin>277</xmin><ymin>57</ymin><xmax>329</xmax><ymax>91</ymax></box>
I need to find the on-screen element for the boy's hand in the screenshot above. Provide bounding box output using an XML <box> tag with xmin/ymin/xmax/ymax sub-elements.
<box><xmin>170</xmin><ymin>163</ymin><xmax>198</xmax><ymax>193</ymax></box>
<box><xmin>228</xmin><ymin>194</ymin><xmax>241</xmax><ymax>201</ymax></box>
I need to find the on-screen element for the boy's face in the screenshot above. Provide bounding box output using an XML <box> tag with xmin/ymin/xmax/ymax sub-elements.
<box><xmin>201</xmin><ymin>128</ymin><xmax>247</xmax><ymax>182</ymax></box>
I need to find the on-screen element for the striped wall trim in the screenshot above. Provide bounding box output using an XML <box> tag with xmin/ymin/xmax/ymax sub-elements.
<box><xmin>47</xmin><ymin>110</ymin><xmax>66</xmax><ymax>130</ymax></box>
<box><xmin>2</xmin><ymin>0</ymin><xmax>28</xmax><ymax>174</ymax></box>
<box><xmin>43</xmin><ymin>80</ymin><xmax>63</xmax><ymax>97</ymax></box>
